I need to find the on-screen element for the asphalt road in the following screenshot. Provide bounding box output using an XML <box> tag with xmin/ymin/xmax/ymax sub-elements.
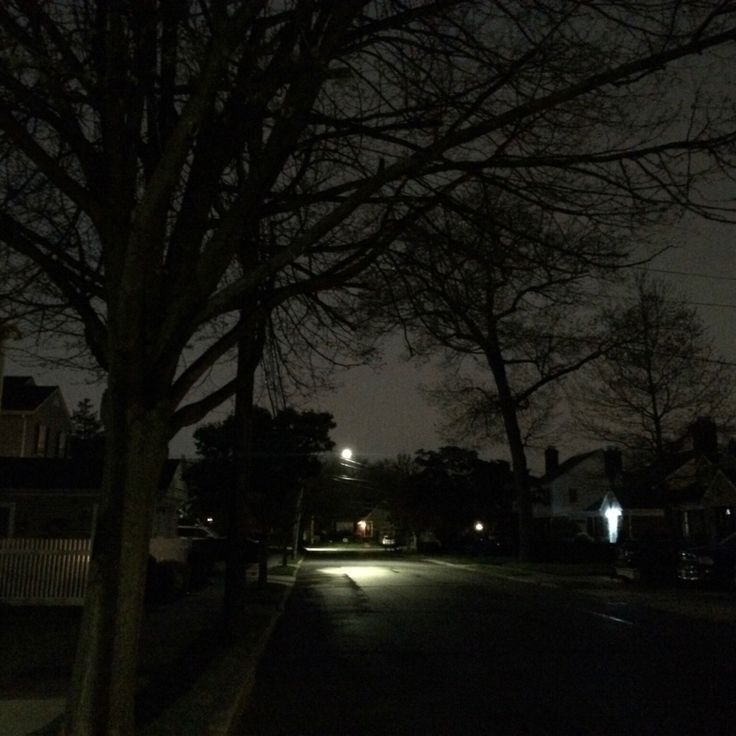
<box><xmin>238</xmin><ymin>554</ymin><xmax>736</xmax><ymax>735</ymax></box>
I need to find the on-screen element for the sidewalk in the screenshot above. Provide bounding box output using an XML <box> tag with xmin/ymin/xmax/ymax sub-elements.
<box><xmin>0</xmin><ymin>559</ymin><xmax>299</xmax><ymax>736</ymax></box>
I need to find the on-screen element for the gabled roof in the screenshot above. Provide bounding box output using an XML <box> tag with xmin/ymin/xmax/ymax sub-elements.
<box><xmin>703</xmin><ymin>469</ymin><xmax>736</xmax><ymax>507</ymax></box>
<box><xmin>541</xmin><ymin>450</ymin><xmax>598</xmax><ymax>482</ymax></box>
<box><xmin>0</xmin><ymin>457</ymin><xmax>182</xmax><ymax>492</ymax></box>
<box><xmin>623</xmin><ymin>450</ymin><xmax>736</xmax><ymax>506</ymax></box>
<box><xmin>1</xmin><ymin>376</ymin><xmax>59</xmax><ymax>412</ymax></box>
<box><xmin>609</xmin><ymin>484</ymin><xmax>667</xmax><ymax>510</ymax></box>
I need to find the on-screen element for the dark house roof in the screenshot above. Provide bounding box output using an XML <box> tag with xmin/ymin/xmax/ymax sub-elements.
<box><xmin>541</xmin><ymin>450</ymin><xmax>598</xmax><ymax>483</ymax></box>
<box><xmin>611</xmin><ymin>484</ymin><xmax>667</xmax><ymax>510</ymax></box>
<box><xmin>661</xmin><ymin>455</ymin><xmax>736</xmax><ymax>506</ymax></box>
<box><xmin>618</xmin><ymin>450</ymin><xmax>736</xmax><ymax>507</ymax></box>
<box><xmin>0</xmin><ymin>457</ymin><xmax>182</xmax><ymax>492</ymax></box>
<box><xmin>1</xmin><ymin>376</ymin><xmax>58</xmax><ymax>412</ymax></box>
<box><xmin>577</xmin><ymin>481</ymin><xmax>666</xmax><ymax>512</ymax></box>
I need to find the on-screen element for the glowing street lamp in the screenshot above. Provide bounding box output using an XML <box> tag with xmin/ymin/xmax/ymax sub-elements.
<box><xmin>340</xmin><ymin>447</ymin><xmax>353</xmax><ymax>461</ymax></box>
<box><xmin>474</xmin><ymin>521</ymin><xmax>485</xmax><ymax>533</ymax></box>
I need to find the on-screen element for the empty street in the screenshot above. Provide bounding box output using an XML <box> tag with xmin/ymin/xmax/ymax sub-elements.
<box><xmin>240</xmin><ymin>553</ymin><xmax>736</xmax><ymax>735</ymax></box>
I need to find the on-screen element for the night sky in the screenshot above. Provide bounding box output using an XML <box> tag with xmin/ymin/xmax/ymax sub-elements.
<box><xmin>294</xmin><ymin>208</ymin><xmax>736</xmax><ymax>469</ymax></box>
<box><xmin>4</xmin><ymin>205</ymin><xmax>735</xmax><ymax>472</ymax></box>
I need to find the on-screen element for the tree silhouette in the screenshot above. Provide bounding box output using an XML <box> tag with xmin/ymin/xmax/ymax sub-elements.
<box><xmin>370</xmin><ymin>186</ymin><xmax>618</xmax><ymax>558</ymax></box>
<box><xmin>188</xmin><ymin>407</ymin><xmax>335</xmax><ymax>534</ymax></box>
<box><xmin>572</xmin><ymin>276</ymin><xmax>736</xmax><ymax>462</ymax></box>
<box><xmin>69</xmin><ymin>397</ymin><xmax>103</xmax><ymax>456</ymax></box>
<box><xmin>1</xmin><ymin>3</ymin><xmax>735</xmax><ymax>730</ymax></box>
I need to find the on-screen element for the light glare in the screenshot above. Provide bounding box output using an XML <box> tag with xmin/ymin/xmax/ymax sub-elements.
<box><xmin>605</xmin><ymin>506</ymin><xmax>622</xmax><ymax>544</ymax></box>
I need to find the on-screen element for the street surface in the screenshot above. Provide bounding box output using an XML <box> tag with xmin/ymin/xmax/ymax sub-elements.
<box><xmin>239</xmin><ymin>553</ymin><xmax>736</xmax><ymax>735</ymax></box>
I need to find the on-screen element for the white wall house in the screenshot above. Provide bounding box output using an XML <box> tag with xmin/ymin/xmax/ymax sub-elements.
<box><xmin>0</xmin><ymin>376</ymin><xmax>72</xmax><ymax>458</ymax></box>
<box><xmin>537</xmin><ymin>447</ymin><xmax>666</xmax><ymax>543</ymax></box>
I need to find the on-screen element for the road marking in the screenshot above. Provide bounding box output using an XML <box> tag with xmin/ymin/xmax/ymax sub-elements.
<box><xmin>588</xmin><ymin>611</ymin><xmax>637</xmax><ymax>626</ymax></box>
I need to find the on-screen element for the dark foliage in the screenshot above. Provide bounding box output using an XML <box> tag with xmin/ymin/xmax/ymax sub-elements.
<box><xmin>187</xmin><ymin>407</ymin><xmax>335</xmax><ymax>532</ymax></box>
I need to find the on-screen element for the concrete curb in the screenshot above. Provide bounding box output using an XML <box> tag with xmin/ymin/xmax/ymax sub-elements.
<box><xmin>219</xmin><ymin>565</ymin><xmax>301</xmax><ymax>736</ymax></box>
<box><xmin>140</xmin><ymin>560</ymin><xmax>302</xmax><ymax>736</ymax></box>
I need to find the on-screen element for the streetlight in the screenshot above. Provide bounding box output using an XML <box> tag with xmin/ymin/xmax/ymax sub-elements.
<box><xmin>340</xmin><ymin>447</ymin><xmax>353</xmax><ymax>461</ymax></box>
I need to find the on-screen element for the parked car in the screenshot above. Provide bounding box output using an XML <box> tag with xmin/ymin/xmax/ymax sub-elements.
<box><xmin>677</xmin><ymin>531</ymin><xmax>736</xmax><ymax>588</ymax></box>
<box><xmin>614</xmin><ymin>537</ymin><xmax>680</xmax><ymax>584</ymax></box>
<box><xmin>145</xmin><ymin>554</ymin><xmax>190</xmax><ymax>604</ymax></box>
<box><xmin>178</xmin><ymin>524</ymin><xmax>225</xmax><ymax>584</ymax></box>
<box><xmin>178</xmin><ymin>523</ymin><xmax>226</xmax><ymax>556</ymax></box>
<box><xmin>381</xmin><ymin>534</ymin><xmax>397</xmax><ymax>547</ymax></box>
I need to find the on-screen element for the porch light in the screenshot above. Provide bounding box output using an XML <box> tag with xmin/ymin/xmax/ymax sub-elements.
<box><xmin>604</xmin><ymin>506</ymin><xmax>622</xmax><ymax>544</ymax></box>
<box><xmin>474</xmin><ymin>521</ymin><xmax>484</xmax><ymax>533</ymax></box>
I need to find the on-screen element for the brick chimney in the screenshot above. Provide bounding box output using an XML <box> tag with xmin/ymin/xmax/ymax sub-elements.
<box><xmin>544</xmin><ymin>446</ymin><xmax>559</xmax><ymax>476</ymax></box>
<box><xmin>603</xmin><ymin>447</ymin><xmax>622</xmax><ymax>480</ymax></box>
<box><xmin>691</xmin><ymin>417</ymin><xmax>718</xmax><ymax>456</ymax></box>
<box><xmin>0</xmin><ymin>323</ymin><xmax>20</xmax><ymax>411</ymax></box>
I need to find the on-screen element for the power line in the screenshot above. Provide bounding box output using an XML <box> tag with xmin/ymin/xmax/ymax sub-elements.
<box><xmin>580</xmin><ymin>287</ymin><xmax>736</xmax><ymax>312</ymax></box>
<box><xmin>689</xmin><ymin>301</ymin><xmax>736</xmax><ymax>311</ymax></box>
<box><xmin>640</xmin><ymin>266</ymin><xmax>736</xmax><ymax>283</ymax></box>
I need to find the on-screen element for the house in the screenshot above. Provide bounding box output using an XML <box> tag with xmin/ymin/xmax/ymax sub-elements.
<box><xmin>629</xmin><ymin>417</ymin><xmax>736</xmax><ymax>545</ymax></box>
<box><xmin>0</xmin><ymin>376</ymin><xmax>72</xmax><ymax>458</ymax></box>
<box><xmin>537</xmin><ymin>446</ymin><xmax>623</xmax><ymax>542</ymax></box>
<box><xmin>0</xmin><ymin>457</ymin><xmax>189</xmax><ymax>604</ymax></box>
<box><xmin>536</xmin><ymin>419</ymin><xmax>736</xmax><ymax>546</ymax></box>
<box><xmin>363</xmin><ymin>500</ymin><xmax>395</xmax><ymax>541</ymax></box>
<box><xmin>536</xmin><ymin>446</ymin><xmax>667</xmax><ymax>544</ymax></box>
<box><xmin>0</xmin><ymin>456</ymin><xmax>187</xmax><ymax>539</ymax></box>
<box><xmin>660</xmin><ymin>454</ymin><xmax>736</xmax><ymax>545</ymax></box>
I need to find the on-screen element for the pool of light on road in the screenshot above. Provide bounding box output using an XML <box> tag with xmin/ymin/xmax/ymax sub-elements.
<box><xmin>318</xmin><ymin>566</ymin><xmax>391</xmax><ymax>581</ymax></box>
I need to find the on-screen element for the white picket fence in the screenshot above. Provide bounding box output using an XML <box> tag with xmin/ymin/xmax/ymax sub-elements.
<box><xmin>0</xmin><ymin>537</ymin><xmax>91</xmax><ymax>605</ymax></box>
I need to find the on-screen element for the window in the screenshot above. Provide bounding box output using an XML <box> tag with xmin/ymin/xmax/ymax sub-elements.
<box><xmin>34</xmin><ymin>424</ymin><xmax>48</xmax><ymax>456</ymax></box>
<box><xmin>568</xmin><ymin>487</ymin><xmax>578</xmax><ymax>504</ymax></box>
<box><xmin>55</xmin><ymin>431</ymin><xmax>68</xmax><ymax>458</ymax></box>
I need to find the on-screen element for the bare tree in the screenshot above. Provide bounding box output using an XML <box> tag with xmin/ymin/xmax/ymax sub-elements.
<box><xmin>570</xmin><ymin>275</ymin><xmax>736</xmax><ymax>461</ymax></box>
<box><xmin>0</xmin><ymin>3</ymin><xmax>735</xmax><ymax>732</ymax></box>
<box><xmin>370</xmin><ymin>184</ymin><xmax>630</xmax><ymax>558</ymax></box>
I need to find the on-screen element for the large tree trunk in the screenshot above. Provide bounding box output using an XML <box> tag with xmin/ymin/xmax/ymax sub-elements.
<box><xmin>292</xmin><ymin>486</ymin><xmax>305</xmax><ymax>561</ymax></box>
<box><xmin>63</xmin><ymin>388</ymin><xmax>170</xmax><ymax>735</ymax></box>
<box><xmin>505</xmin><ymin>418</ymin><xmax>534</xmax><ymax>562</ymax></box>
<box><xmin>223</xmin><ymin>318</ymin><xmax>265</xmax><ymax>634</ymax></box>
<box><xmin>493</xmin><ymin>388</ymin><xmax>534</xmax><ymax>561</ymax></box>
<box><xmin>484</xmin><ymin>340</ymin><xmax>535</xmax><ymax>562</ymax></box>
